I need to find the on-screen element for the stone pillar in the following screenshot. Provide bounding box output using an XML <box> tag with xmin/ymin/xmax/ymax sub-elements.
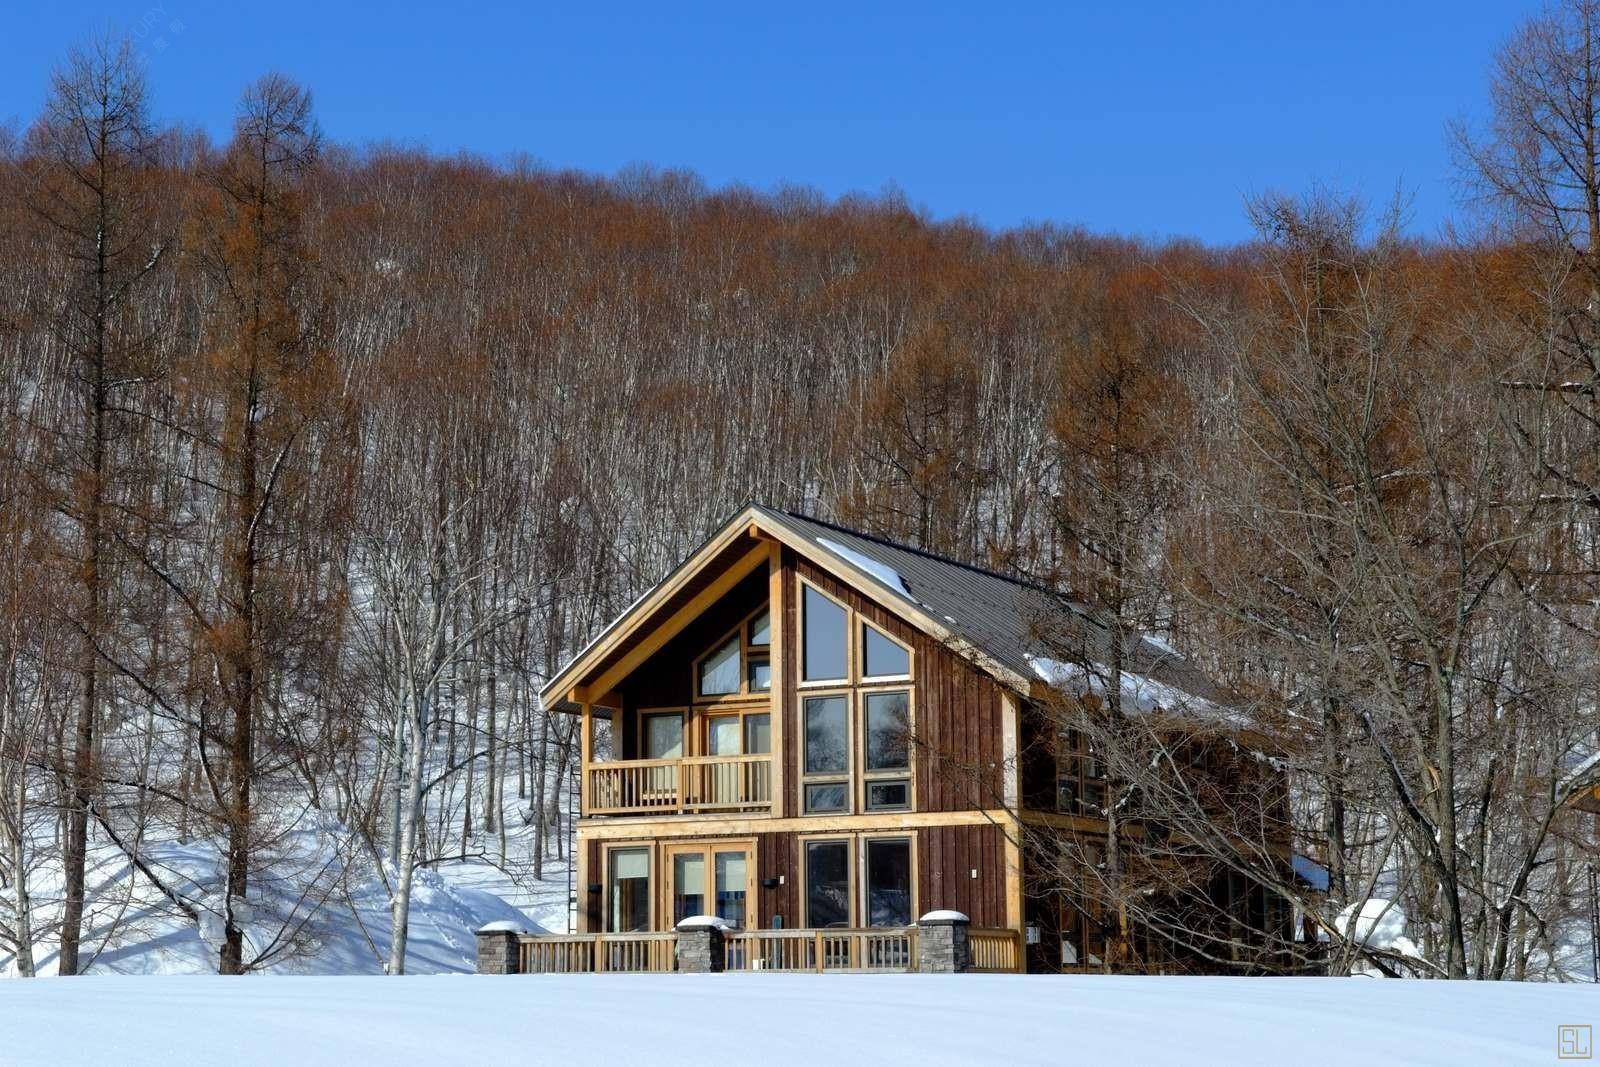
<box><xmin>918</xmin><ymin>910</ymin><xmax>971</xmax><ymax>974</ymax></box>
<box><xmin>476</xmin><ymin>922</ymin><xmax>524</xmax><ymax>974</ymax></box>
<box><xmin>674</xmin><ymin>916</ymin><xmax>729</xmax><ymax>973</ymax></box>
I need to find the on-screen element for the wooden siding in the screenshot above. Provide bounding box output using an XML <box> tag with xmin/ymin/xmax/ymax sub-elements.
<box><xmin>918</xmin><ymin>822</ymin><xmax>1008</xmax><ymax>928</ymax></box>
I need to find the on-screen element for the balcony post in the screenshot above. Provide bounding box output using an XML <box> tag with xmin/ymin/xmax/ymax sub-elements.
<box><xmin>578</xmin><ymin>697</ymin><xmax>592</xmax><ymax>816</ymax></box>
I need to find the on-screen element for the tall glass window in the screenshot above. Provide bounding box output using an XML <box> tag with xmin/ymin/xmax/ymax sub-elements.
<box><xmin>804</xmin><ymin>695</ymin><xmax>849</xmax><ymax>775</ymax></box>
<box><xmin>865</xmin><ymin>838</ymin><xmax>912</xmax><ymax>927</ymax></box>
<box><xmin>805</xmin><ymin>840</ymin><xmax>851</xmax><ymax>927</ymax></box>
<box><xmin>802</xmin><ymin>586</ymin><xmax>848</xmax><ymax>681</ymax></box>
<box><xmin>864</xmin><ymin>691</ymin><xmax>910</xmax><ymax>770</ymax></box>
<box><xmin>715</xmin><ymin>852</ymin><xmax>747</xmax><ymax>929</ymax></box>
<box><xmin>673</xmin><ymin>852</ymin><xmax>706</xmax><ymax>924</ymax></box>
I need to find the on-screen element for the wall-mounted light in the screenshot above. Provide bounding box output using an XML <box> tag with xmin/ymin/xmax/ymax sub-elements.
<box><xmin>587</xmin><ymin>883</ymin><xmax>603</xmax><ymax>894</ymax></box>
<box><xmin>761</xmin><ymin>877</ymin><xmax>781</xmax><ymax>889</ymax></box>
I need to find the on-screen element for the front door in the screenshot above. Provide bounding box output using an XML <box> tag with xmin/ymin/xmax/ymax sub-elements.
<box><xmin>663</xmin><ymin>842</ymin><xmax>754</xmax><ymax>929</ymax></box>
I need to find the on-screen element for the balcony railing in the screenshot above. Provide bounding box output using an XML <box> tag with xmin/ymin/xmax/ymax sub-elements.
<box><xmin>585</xmin><ymin>754</ymin><xmax>772</xmax><ymax>816</ymax></box>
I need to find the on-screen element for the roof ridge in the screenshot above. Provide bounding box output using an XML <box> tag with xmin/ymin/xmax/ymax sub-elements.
<box><xmin>757</xmin><ymin>503</ymin><xmax>1061</xmax><ymax>597</ymax></box>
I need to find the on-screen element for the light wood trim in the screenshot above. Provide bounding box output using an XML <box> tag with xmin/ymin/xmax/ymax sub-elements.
<box><xmin>579</xmin><ymin>807</ymin><xmax>1017</xmax><ymax>839</ymax></box>
<box><xmin>579</xmin><ymin>700</ymin><xmax>594</xmax><ymax>815</ymax></box>
<box><xmin>573</xmin><ymin>541</ymin><xmax>773</xmax><ymax>705</ymax></box>
<box><xmin>767</xmin><ymin>542</ymin><xmax>784</xmax><ymax>817</ymax></box>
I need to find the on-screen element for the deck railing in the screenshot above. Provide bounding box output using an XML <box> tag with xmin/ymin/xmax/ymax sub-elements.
<box><xmin>585</xmin><ymin>754</ymin><xmax>772</xmax><ymax>816</ymax></box>
<box><xmin>517</xmin><ymin>932</ymin><xmax>677</xmax><ymax>974</ymax></box>
<box><xmin>722</xmin><ymin>927</ymin><xmax>918</xmax><ymax>972</ymax></box>
<box><xmin>968</xmin><ymin>928</ymin><xmax>1024</xmax><ymax>973</ymax></box>
<box><xmin>497</xmin><ymin>922</ymin><xmax>1019</xmax><ymax>975</ymax></box>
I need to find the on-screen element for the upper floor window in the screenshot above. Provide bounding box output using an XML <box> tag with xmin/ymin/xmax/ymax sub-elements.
<box><xmin>802</xmin><ymin>585</ymin><xmax>848</xmax><ymax>682</ymax></box>
<box><xmin>1056</xmin><ymin>729</ymin><xmax>1105</xmax><ymax>815</ymax></box>
<box><xmin>699</xmin><ymin>636</ymin><xmax>741</xmax><ymax>696</ymax></box>
<box><xmin>695</xmin><ymin>604</ymin><xmax>772</xmax><ymax>700</ymax></box>
<box><xmin>748</xmin><ymin>607</ymin><xmax>771</xmax><ymax>647</ymax></box>
<box><xmin>861</xmin><ymin>622</ymin><xmax>910</xmax><ymax>679</ymax></box>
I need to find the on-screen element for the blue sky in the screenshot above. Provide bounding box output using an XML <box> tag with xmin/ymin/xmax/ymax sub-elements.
<box><xmin>1</xmin><ymin>1</ymin><xmax>1539</xmax><ymax>244</ymax></box>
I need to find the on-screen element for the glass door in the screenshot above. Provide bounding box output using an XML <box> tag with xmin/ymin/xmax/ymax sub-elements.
<box><xmin>665</xmin><ymin>843</ymin><xmax>753</xmax><ymax>929</ymax></box>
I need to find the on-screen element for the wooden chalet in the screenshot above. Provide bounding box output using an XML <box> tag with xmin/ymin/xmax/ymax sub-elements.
<box><xmin>527</xmin><ymin>504</ymin><xmax>1287</xmax><ymax>975</ymax></box>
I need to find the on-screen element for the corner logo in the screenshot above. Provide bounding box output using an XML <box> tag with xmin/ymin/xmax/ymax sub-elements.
<box><xmin>1560</xmin><ymin>1025</ymin><xmax>1593</xmax><ymax>1060</ymax></box>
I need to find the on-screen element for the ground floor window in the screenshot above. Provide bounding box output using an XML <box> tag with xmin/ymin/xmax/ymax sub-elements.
<box><xmin>803</xmin><ymin>834</ymin><xmax>915</xmax><ymax>928</ymax></box>
<box><xmin>608</xmin><ymin>847</ymin><xmax>650</xmax><ymax>932</ymax></box>
<box><xmin>865</xmin><ymin>838</ymin><xmax>912</xmax><ymax>926</ymax></box>
<box><xmin>805</xmin><ymin>840</ymin><xmax>851</xmax><ymax>927</ymax></box>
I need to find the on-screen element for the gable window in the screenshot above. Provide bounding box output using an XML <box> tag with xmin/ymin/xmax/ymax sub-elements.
<box><xmin>861</xmin><ymin>622</ymin><xmax>910</xmax><ymax>679</ymax></box>
<box><xmin>693</xmin><ymin>604</ymin><xmax>774</xmax><ymax>703</ymax></box>
<box><xmin>802</xmin><ymin>585</ymin><xmax>848</xmax><ymax>682</ymax></box>
<box><xmin>698</xmin><ymin>635</ymin><xmax>741</xmax><ymax>696</ymax></box>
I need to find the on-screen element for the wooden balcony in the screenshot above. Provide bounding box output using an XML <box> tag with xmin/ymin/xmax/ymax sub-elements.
<box><xmin>585</xmin><ymin>754</ymin><xmax>772</xmax><ymax>816</ymax></box>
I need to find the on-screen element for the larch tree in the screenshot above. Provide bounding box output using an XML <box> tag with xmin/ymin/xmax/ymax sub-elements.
<box><xmin>22</xmin><ymin>38</ymin><xmax>165</xmax><ymax>975</ymax></box>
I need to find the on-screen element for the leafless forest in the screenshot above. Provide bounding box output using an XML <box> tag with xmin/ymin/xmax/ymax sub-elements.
<box><xmin>2</xmin><ymin>2</ymin><xmax>1598</xmax><ymax>979</ymax></box>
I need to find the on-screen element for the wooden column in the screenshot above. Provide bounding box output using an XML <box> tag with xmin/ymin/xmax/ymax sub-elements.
<box><xmin>767</xmin><ymin>541</ymin><xmax>784</xmax><ymax>817</ymax></box>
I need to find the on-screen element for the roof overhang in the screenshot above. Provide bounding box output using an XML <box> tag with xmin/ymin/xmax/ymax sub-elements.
<box><xmin>539</xmin><ymin>505</ymin><xmax>1034</xmax><ymax>712</ymax></box>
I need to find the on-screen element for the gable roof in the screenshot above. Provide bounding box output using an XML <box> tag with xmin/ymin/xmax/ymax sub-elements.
<box><xmin>539</xmin><ymin>503</ymin><xmax>1233</xmax><ymax>722</ymax></box>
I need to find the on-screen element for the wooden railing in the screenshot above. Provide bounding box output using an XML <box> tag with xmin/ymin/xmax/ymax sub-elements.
<box><xmin>722</xmin><ymin>928</ymin><xmax>919</xmax><ymax>973</ymax></box>
<box><xmin>517</xmin><ymin>932</ymin><xmax>677</xmax><ymax>974</ymax></box>
<box><xmin>968</xmin><ymin>928</ymin><xmax>1024</xmax><ymax>973</ymax></box>
<box><xmin>586</xmin><ymin>754</ymin><xmax>771</xmax><ymax>816</ymax></box>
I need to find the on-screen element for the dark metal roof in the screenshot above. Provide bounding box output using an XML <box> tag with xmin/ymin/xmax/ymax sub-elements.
<box><xmin>750</xmin><ymin>504</ymin><xmax>1231</xmax><ymax>709</ymax></box>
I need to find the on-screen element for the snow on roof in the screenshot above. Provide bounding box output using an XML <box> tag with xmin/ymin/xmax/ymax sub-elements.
<box><xmin>1027</xmin><ymin>655</ymin><xmax>1238</xmax><ymax>724</ymax></box>
<box><xmin>1291</xmin><ymin>853</ymin><xmax>1330</xmax><ymax>892</ymax></box>
<box><xmin>816</xmin><ymin>536</ymin><xmax>911</xmax><ymax>597</ymax></box>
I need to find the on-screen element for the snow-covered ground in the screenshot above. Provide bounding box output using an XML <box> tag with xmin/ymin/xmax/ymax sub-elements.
<box><xmin>1</xmin><ymin>815</ymin><xmax>570</xmax><ymax>977</ymax></box>
<box><xmin>3</xmin><ymin>973</ymin><xmax>1592</xmax><ymax>1065</ymax></box>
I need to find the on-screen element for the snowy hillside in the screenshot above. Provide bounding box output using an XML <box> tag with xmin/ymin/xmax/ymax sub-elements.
<box><xmin>5</xmin><ymin>973</ymin><xmax>1594</xmax><ymax>1066</ymax></box>
<box><xmin>1</xmin><ymin>816</ymin><xmax>572</xmax><ymax>977</ymax></box>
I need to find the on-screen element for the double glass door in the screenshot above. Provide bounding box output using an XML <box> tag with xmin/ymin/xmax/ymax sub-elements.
<box><xmin>666</xmin><ymin>843</ymin><xmax>753</xmax><ymax>929</ymax></box>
